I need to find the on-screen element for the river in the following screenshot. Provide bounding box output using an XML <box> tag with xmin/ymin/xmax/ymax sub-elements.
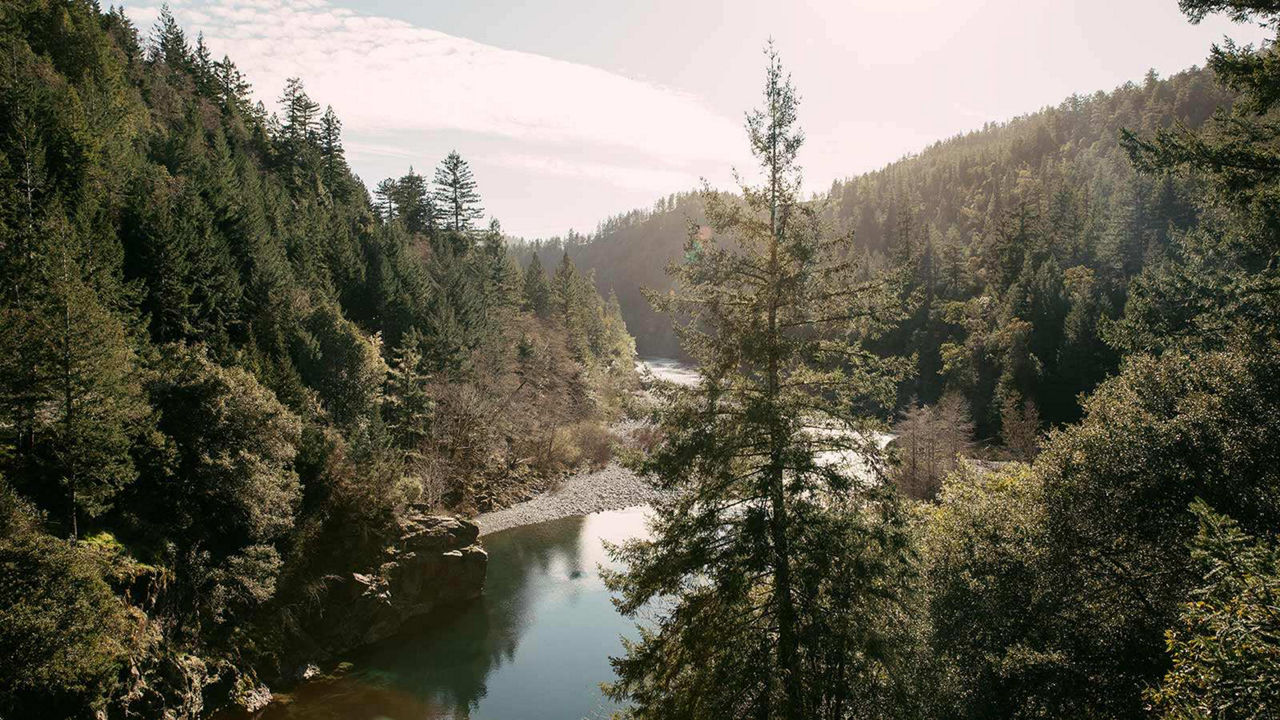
<box><xmin>251</xmin><ymin>358</ymin><xmax>696</xmax><ymax>720</ymax></box>
<box><xmin>248</xmin><ymin>357</ymin><xmax>883</xmax><ymax>720</ymax></box>
<box><xmin>254</xmin><ymin>507</ymin><xmax>651</xmax><ymax>720</ymax></box>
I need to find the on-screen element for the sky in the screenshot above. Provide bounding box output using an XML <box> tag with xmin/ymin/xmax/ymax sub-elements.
<box><xmin>125</xmin><ymin>0</ymin><xmax>1270</xmax><ymax>239</ymax></box>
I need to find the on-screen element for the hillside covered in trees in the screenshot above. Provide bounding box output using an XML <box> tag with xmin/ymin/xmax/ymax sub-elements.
<box><xmin>6</xmin><ymin>0</ymin><xmax>1280</xmax><ymax>719</ymax></box>
<box><xmin>598</xmin><ymin>2</ymin><xmax>1280</xmax><ymax>717</ymax></box>
<box><xmin>523</xmin><ymin>65</ymin><xmax>1234</xmax><ymax>434</ymax></box>
<box><xmin>0</xmin><ymin>2</ymin><xmax>634</xmax><ymax>717</ymax></box>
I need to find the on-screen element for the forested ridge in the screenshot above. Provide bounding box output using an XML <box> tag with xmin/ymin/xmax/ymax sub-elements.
<box><xmin>523</xmin><ymin>63</ymin><xmax>1233</xmax><ymax>434</ymax></box>
<box><xmin>0</xmin><ymin>2</ymin><xmax>634</xmax><ymax>717</ymax></box>
<box><xmin>5</xmin><ymin>0</ymin><xmax>1280</xmax><ymax>719</ymax></box>
<box><xmin>597</xmin><ymin>1</ymin><xmax>1280</xmax><ymax>717</ymax></box>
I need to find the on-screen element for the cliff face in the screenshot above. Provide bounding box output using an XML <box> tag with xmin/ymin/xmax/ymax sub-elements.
<box><xmin>318</xmin><ymin>513</ymin><xmax>488</xmax><ymax>651</ymax></box>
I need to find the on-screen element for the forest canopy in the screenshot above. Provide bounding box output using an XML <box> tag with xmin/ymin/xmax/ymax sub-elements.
<box><xmin>0</xmin><ymin>2</ymin><xmax>634</xmax><ymax>717</ymax></box>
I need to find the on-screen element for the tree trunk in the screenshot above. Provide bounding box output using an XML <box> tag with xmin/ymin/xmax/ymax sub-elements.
<box><xmin>766</xmin><ymin>92</ymin><xmax>803</xmax><ymax>718</ymax></box>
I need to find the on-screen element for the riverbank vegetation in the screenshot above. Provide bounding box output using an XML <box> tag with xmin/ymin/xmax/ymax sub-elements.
<box><xmin>520</xmin><ymin>47</ymin><xmax>1234</xmax><ymax>441</ymax></box>
<box><xmin>4</xmin><ymin>0</ymin><xmax>1280</xmax><ymax>718</ymax></box>
<box><xmin>605</xmin><ymin>1</ymin><xmax>1280</xmax><ymax>717</ymax></box>
<box><xmin>0</xmin><ymin>2</ymin><xmax>634</xmax><ymax>716</ymax></box>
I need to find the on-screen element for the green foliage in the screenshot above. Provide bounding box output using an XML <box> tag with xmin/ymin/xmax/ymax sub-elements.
<box><xmin>920</xmin><ymin>465</ymin><xmax>1075</xmax><ymax>719</ymax></box>
<box><xmin>0</xmin><ymin>482</ymin><xmax>131</xmax><ymax>719</ymax></box>
<box><xmin>605</xmin><ymin>45</ymin><xmax>915</xmax><ymax>720</ymax></box>
<box><xmin>136</xmin><ymin>345</ymin><xmax>302</xmax><ymax>632</ymax></box>
<box><xmin>976</xmin><ymin>348</ymin><xmax>1280</xmax><ymax>718</ymax></box>
<box><xmin>433</xmin><ymin>150</ymin><xmax>484</xmax><ymax>234</ymax></box>
<box><xmin>294</xmin><ymin>300</ymin><xmax>388</xmax><ymax>431</ymax></box>
<box><xmin>1148</xmin><ymin>502</ymin><xmax>1280</xmax><ymax>720</ymax></box>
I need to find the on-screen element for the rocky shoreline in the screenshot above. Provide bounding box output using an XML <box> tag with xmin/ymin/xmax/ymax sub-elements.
<box><xmin>475</xmin><ymin>461</ymin><xmax>662</xmax><ymax>536</ymax></box>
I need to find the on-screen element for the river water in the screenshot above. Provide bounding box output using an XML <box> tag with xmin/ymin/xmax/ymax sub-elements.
<box><xmin>251</xmin><ymin>358</ymin><xmax>697</xmax><ymax>720</ymax></box>
<box><xmin>249</xmin><ymin>357</ymin><xmax>885</xmax><ymax>720</ymax></box>
<box><xmin>256</xmin><ymin>507</ymin><xmax>651</xmax><ymax>720</ymax></box>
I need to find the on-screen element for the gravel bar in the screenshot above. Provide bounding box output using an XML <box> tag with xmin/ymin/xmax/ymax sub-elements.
<box><xmin>474</xmin><ymin>462</ymin><xmax>663</xmax><ymax>536</ymax></box>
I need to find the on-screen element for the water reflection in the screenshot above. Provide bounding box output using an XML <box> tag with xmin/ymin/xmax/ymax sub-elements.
<box><xmin>253</xmin><ymin>507</ymin><xmax>650</xmax><ymax>720</ymax></box>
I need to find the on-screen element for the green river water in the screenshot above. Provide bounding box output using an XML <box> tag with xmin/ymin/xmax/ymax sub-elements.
<box><xmin>252</xmin><ymin>507</ymin><xmax>650</xmax><ymax>720</ymax></box>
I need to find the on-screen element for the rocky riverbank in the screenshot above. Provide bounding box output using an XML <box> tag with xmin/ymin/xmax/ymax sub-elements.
<box><xmin>475</xmin><ymin>462</ymin><xmax>662</xmax><ymax>536</ymax></box>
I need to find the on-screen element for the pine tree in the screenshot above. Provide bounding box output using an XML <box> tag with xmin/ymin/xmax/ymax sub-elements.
<box><xmin>1119</xmin><ymin>0</ymin><xmax>1280</xmax><ymax>353</ymax></box>
<box><xmin>278</xmin><ymin>77</ymin><xmax>320</xmax><ymax>155</ymax></box>
<box><xmin>522</xmin><ymin>252</ymin><xmax>552</xmax><ymax>318</ymax></box>
<box><xmin>384</xmin><ymin>329</ymin><xmax>434</xmax><ymax>454</ymax></box>
<box><xmin>8</xmin><ymin>215</ymin><xmax>146</xmax><ymax>538</ymax></box>
<box><xmin>318</xmin><ymin>106</ymin><xmax>348</xmax><ymax>197</ymax></box>
<box><xmin>374</xmin><ymin>178</ymin><xmax>398</xmax><ymax>223</ymax></box>
<box><xmin>604</xmin><ymin>44</ymin><xmax>914</xmax><ymax>720</ymax></box>
<box><xmin>149</xmin><ymin>5</ymin><xmax>190</xmax><ymax>69</ymax></box>
<box><xmin>391</xmin><ymin>168</ymin><xmax>433</xmax><ymax>236</ymax></box>
<box><xmin>432</xmin><ymin>150</ymin><xmax>484</xmax><ymax>234</ymax></box>
<box><xmin>552</xmin><ymin>251</ymin><xmax>580</xmax><ymax>320</ymax></box>
<box><xmin>475</xmin><ymin>219</ymin><xmax>520</xmax><ymax>327</ymax></box>
<box><xmin>213</xmin><ymin>55</ymin><xmax>253</xmax><ymax>116</ymax></box>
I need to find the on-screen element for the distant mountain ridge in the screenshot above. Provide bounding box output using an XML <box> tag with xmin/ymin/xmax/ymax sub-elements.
<box><xmin>519</xmin><ymin>65</ymin><xmax>1233</xmax><ymax>429</ymax></box>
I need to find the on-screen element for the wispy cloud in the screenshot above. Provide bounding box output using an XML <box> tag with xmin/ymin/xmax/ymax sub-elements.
<box><xmin>127</xmin><ymin>0</ymin><xmax>743</xmax><ymax>170</ymax></box>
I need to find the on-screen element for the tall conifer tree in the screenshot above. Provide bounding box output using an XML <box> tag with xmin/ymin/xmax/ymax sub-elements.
<box><xmin>605</xmin><ymin>44</ymin><xmax>914</xmax><ymax>720</ymax></box>
<box><xmin>432</xmin><ymin>150</ymin><xmax>484</xmax><ymax>234</ymax></box>
<box><xmin>522</xmin><ymin>252</ymin><xmax>552</xmax><ymax>318</ymax></box>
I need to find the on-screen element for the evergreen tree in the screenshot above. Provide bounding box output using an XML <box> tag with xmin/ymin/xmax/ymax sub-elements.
<box><xmin>1147</xmin><ymin>502</ymin><xmax>1280</xmax><ymax>720</ymax></box>
<box><xmin>148</xmin><ymin>4</ymin><xmax>190</xmax><ymax>69</ymax></box>
<box><xmin>605</xmin><ymin>45</ymin><xmax>914</xmax><ymax>720</ymax></box>
<box><xmin>384</xmin><ymin>329</ymin><xmax>434</xmax><ymax>454</ymax></box>
<box><xmin>1</xmin><ymin>214</ymin><xmax>146</xmax><ymax>538</ymax></box>
<box><xmin>212</xmin><ymin>55</ymin><xmax>253</xmax><ymax>116</ymax></box>
<box><xmin>390</xmin><ymin>168</ymin><xmax>433</xmax><ymax>236</ymax></box>
<box><xmin>552</xmin><ymin>251</ymin><xmax>581</xmax><ymax>320</ymax></box>
<box><xmin>432</xmin><ymin>150</ymin><xmax>484</xmax><ymax>234</ymax></box>
<box><xmin>374</xmin><ymin>178</ymin><xmax>398</xmax><ymax>223</ymax></box>
<box><xmin>522</xmin><ymin>252</ymin><xmax>552</xmax><ymax>318</ymax></box>
<box><xmin>318</xmin><ymin>106</ymin><xmax>348</xmax><ymax>197</ymax></box>
<box><xmin>279</xmin><ymin>77</ymin><xmax>320</xmax><ymax>147</ymax></box>
<box><xmin>40</xmin><ymin>229</ymin><xmax>145</xmax><ymax>538</ymax></box>
<box><xmin>1115</xmin><ymin>1</ymin><xmax>1280</xmax><ymax>356</ymax></box>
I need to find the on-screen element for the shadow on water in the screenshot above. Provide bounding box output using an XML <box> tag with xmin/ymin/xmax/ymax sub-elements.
<box><xmin>251</xmin><ymin>507</ymin><xmax>649</xmax><ymax>720</ymax></box>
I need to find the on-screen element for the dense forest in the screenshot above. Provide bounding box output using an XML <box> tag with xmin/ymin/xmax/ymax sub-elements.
<box><xmin>0</xmin><ymin>2</ymin><xmax>634</xmax><ymax>717</ymax></box>
<box><xmin>598</xmin><ymin>1</ymin><xmax>1280</xmax><ymax>717</ymax></box>
<box><xmin>5</xmin><ymin>0</ymin><xmax>1280</xmax><ymax>719</ymax></box>
<box><xmin>522</xmin><ymin>63</ymin><xmax>1233</xmax><ymax>435</ymax></box>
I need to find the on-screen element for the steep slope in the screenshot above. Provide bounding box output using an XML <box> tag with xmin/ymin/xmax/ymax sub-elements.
<box><xmin>525</xmin><ymin>66</ymin><xmax>1233</xmax><ymax>431</ymax></box>
<box><xmin>0</xmin><ymin>2</ymin><xmax>634</xmax><ymax>717</ymax></box>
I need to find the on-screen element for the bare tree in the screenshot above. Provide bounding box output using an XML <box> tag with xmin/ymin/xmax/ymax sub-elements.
<box><xmin>894</xmin><ymin>391</ymin><xmax>975</xmax><ymax>499</ymax></box>
<box><xmin>1001</xmin><ymin>394</ymin><xmax>1041</xmax><ymax>461</ymax></box>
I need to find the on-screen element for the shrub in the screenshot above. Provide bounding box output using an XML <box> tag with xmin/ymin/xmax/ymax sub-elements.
<box><xmin>0</xmin><ymin>484</ymin><xmax>131</xmax><ymax>719</ymax></box>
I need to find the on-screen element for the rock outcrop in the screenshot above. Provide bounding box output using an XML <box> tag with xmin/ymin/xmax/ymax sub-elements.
<box><xmin>318</xmin><ymin>512</ymin><xmax>488</xmax><ymax>651</ymax></box>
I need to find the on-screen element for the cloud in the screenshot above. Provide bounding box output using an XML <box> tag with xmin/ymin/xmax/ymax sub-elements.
<box><xmin>487</xmin><ymin>153</ymin><xmax>704</xmax><ymax>194</ymax></box>
<box><xmin>126</xmin><ymin>0</ymin><xmax>744</xmax><ymax>169</ymax></box>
